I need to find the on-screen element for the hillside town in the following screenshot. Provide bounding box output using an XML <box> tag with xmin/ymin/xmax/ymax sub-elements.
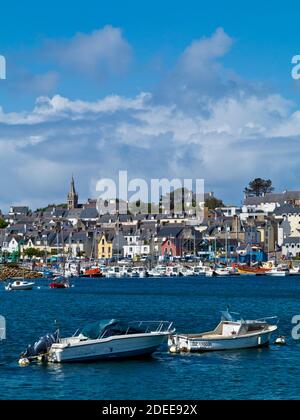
<box><xmin>0</xmin><ymin>177</ymin><xmax>299</xmax><ymax>267</ymax></box>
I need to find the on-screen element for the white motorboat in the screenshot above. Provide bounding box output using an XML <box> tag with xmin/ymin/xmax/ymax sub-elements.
<box><xmin>148</xmin><ymin>265</ymin><xmax>166</xmax><ymax>278</ymax></box>
<box><xmin>105</xmin><ymin>266</ymin><xmax>125</xmax><ymax>278</ymax></box>
<box><xmin>43</xmin><ymin>320</ymin><xmax>174</xmax><ymax>363</ymax></box>
<box><xmin>289</xmin><ymin>266</ymin><xmax>300</xmax><ymax>276</ymax></box>
<box><xmin>267</xmin><ymin>266</ymin><xmax>290</xmax><ymax>277</ymax></box>
<box><xmin>5</xmin><ymin>279</ymin><xmax>35</xmax><ymax>291</ymax></box>
<box><xmin>205</xmin><ymin>268</ymin><xmax>215</xmax><ymax>277</ymax></box>
<box><xmin>214</xmin><ymin>267</ymin><xmax>231</xmax><ymax>276</ymax></box>
<box><xmin>165</xmin><ymin>266</ymin><xmax>183</xmax><ymax>277</ymax></box>
<box><xmin>168</xmin><ymin>310</ymin><xmax>278</xmax><ymax>353</ymax></box>
<box><xmin>132</xmin><ymin>267</ymin><xmax>148</xmax><ymax>278</ymax></box>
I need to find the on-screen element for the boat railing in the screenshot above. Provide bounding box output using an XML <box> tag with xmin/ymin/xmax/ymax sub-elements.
<box><xmin>253</xmin><ymin>316</ymin><xmax>279</xmax><ymax>325</ymax></box>
<box><xmin>127</xmin><ymin>321</ymin><xmax>174</xmax><ymax>334</ymax></box>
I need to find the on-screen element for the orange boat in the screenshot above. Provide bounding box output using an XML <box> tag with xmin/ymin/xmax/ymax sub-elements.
<box><xmin>233</xmin><ymin>264</ymin><xmax>271</xmax><ymax>275</ymax></box>
<box><xmin>82</xmin><ymin>268</ymin><xmax>103</xmax><ymax>278</ymax></box>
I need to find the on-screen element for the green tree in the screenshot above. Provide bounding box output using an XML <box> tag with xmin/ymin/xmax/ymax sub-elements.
<box><xmin>24</xmin><ymin>248</ymin><xmax>42</xmax><ymax>259</ymax></box>
<box><xmin>205</xmin><ymin>197</ymin><xmax>224</xmax><ymax>210</ymax></box>
<box><xmin>0</xmin><ymin>218</ymin><xmax>8</xmax><ymax>229</ymax></box>
<box><xmin>244</xmin><ymin>178</ymin><xmax>274</xmax><ymax>197</ymax></box>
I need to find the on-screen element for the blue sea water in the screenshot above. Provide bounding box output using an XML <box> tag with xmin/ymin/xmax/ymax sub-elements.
<box><xmin>0</xmin><ymin>276</ymin><xmax>300</xmax><ymax>400</ymax></box>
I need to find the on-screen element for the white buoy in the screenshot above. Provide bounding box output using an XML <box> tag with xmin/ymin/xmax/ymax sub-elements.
<box><xmin>275</xmin><ymin>336</ymin><xmax>286</xmax><ymax>346</ymax></box>
<box><xmin>18</xmin><ymin>358</ymin><xmax>30</xmax><ymax>367</ymax></box>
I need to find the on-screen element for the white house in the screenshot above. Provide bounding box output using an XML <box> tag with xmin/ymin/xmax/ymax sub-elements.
<box><xmin>1</xmin><ymin>236</ymin><xmax>21</xmax><ymax>254</ymax></box>
<box><xmin>123</xmin><ymin>243</ymin><xmax>150</xmax><ymax>259</ymax></box>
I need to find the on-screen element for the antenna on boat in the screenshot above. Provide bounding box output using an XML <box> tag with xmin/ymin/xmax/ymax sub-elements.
<box><xmin>54</xmin><ymin>320</ymin><xmax>61</xmax><ymax>337</ymax></box>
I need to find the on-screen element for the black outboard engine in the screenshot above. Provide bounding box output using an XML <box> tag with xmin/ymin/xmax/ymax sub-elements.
<box><xmin>23</xmin><ymin>331</ymin><xmax>59</xmax><ymax>359</ymax></box>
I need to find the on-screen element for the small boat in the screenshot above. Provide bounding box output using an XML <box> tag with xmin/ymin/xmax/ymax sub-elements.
<box><xmin>5</xmin><ymin>280</ymin><xmax>35</xmax><ymax>291</ymax></box>
<box><xmin>214</xmin><ymin>267</ymin><xmax>231</xmax><ymax>277</ymax></box>
<box><xmin>21</xmin><ymin>320</ymin><xmax>174</xmax><ymax>364</ymax></box>
<box><xmin>49</xmin><ymin>277</ymin><xmax>70</xmax><ymax>289</ymax></box>
<box><xmin>148</xmin><ymin>265</ymin><xmax>167</xmax><ymax>278</ymax></box>
<box><xmin>267</xmin><ymin>266</ymin><xmax>290</xmax><ymax>277</ymax></box>
<box><xmin>81</xmin><ymin>267</ymin><xmax>103</xmax><ymax>278</ymax></box>
<box><xmin>168</xmin><ymin>310</ymin><xmax>278</xmax><ymax>353</ymax></box>
<box><xmin>165</xmin><ymin>266</ymin><xmax>183</xmax><ymax>277</ymax></box>
<box><xmin>289</xmin><ymin>267</ymin><xmax>300</xmax><ymax>276</ymax></box>
<box><xmin>105</xmin><ymin>266</ymin><xmax>124</xmax><ymax>278</ymax></box>
<box><xmin>234</xmin><ymin>264</ymin><xmax>270</xmax><ymax>276</ymax></box>
<box><xmin>205</xmin><ymin>268</ymin><xmax>216</xmax><ymax>277</ymax></box>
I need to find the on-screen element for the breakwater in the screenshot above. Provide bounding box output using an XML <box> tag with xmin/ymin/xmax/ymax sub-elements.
<box><xmin>0</xmin><ymin>264</ymin><xmax>40</xmax><ymax>281</ymax></box>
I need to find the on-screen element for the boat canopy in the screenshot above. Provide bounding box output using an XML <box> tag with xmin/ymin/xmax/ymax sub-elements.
<box><xmin>80</xmin><ymin>320</ymin><xmax>148</xmax><ymax>339</ymax></box>
<box><xmin>80</xmin><ymin>320</ymin><xmax>119</xmax><ymax>340</ymax></box>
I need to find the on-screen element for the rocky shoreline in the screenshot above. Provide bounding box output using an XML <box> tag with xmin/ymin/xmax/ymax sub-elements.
<box><xmin>0</xmin><ymin>264</ymin><xmax>41</xmax><ymax>281</ymax></box>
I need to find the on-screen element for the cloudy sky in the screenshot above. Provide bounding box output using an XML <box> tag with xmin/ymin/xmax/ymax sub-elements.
<box><xmin>0</xmin><ymin>0</ymin><xmax>300</xmax><ymax>211</ymax></box>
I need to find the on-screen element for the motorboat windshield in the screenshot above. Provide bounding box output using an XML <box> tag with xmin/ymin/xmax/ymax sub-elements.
<box><xmin>221</xmin><ymin>310</ymin><xmax>242</xmax><ymax>322</ymax></box>
<box><xmin>220</xmin><ymin>310</ymin><xmax>278</xmax><ymax>327</ymax></box>
<box><xmin>80</xmin><ymin>320</ymin><xmax>119</xmax><ymax>340</ymax></box>
<box><xmin>78</xmin><ymin>320</ymin><xmax>174</xmax><ymax>340</ymax></box>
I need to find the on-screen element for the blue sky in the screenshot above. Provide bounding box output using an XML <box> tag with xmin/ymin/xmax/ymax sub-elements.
<box><xmin>0</xmin><ymin>1</ymin><xmax>300</xmax><ymax>210</ymax></box>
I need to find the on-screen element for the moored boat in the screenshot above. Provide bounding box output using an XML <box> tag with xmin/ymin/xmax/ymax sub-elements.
<box><xmin>5</xmin><ymin>279</ymin><xmax>35</xmax><ymax>291</ymax></box>
<box><xmin>234</xmin><ymin>264</ymin><xmax>270</xmax><ymax>276</ymax></box>
<box><xmin>168</xmin><ymin>310</ymin><xmax>278</xmax><ymax>353</ymax></box>
<box><xmin>267</xmin><ymin>265</ymin><xmax>290</xmax><ymax>277</ymax></box>
<box><xmin>50</xmin><ymin>276</ymin><xmax>70</xmax><ymax>289</ymax></box>
<box><xmin>21</xmin><ymin>320</ymin><xmax>174</xmax><ymax>364</ymax></box>
<box><xmin>82</xmin><ymin>267</ymin><xmax>103</xmax><ymax>278</ymax></box>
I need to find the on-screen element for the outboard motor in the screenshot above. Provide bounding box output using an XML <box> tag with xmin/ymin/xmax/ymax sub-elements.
<box><xmin>22</xmin><ymin>331</ymin><xmax>59</xmax><ymax>359</ymax></box>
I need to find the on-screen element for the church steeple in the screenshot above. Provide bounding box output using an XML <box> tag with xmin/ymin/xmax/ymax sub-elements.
<box><xmin>67</xmin><ymin>175</ymin><xmax>79</xmax><ymax>210</ymax></box>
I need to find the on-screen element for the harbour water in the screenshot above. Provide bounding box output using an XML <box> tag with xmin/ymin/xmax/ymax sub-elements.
<box><xmin>0</xmin><ymin>276</ymin><xmax>300</xmax><ymax>400</ymax></box>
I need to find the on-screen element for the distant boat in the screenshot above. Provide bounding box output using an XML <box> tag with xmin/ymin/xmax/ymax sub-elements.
<box><xmin>214</xmin><ymin>267</ymin><xmax>231</xmax><ymax>276</ymax></box>
<box><xmin>5</xmin><ymin>280</ymin><xmax>35</xmax><ymax>291</ymax></box>
<box><xmin>267</xmin><ymin>267</ymin><xmax>289</xmax><ymax>277</ymax></box>
<box><xmin>168</xmin><ymin>310</ymin><xmax>278</xmax><ymax>353</ymax></box>
<box><xmin>81</xmin><ymin>267</ymin><xmax>103</xmax><ymax>278</ymax></box>
<box><xmin>289</xmin><ymin>266</ymin><xmax>300</xmax><ymax>276</ymax></box>
<box><xmin>234</xmin><ymin>264</ymin><xmax>270</xmax><ymax>276</ymax></box>
<box><xmin>50</xmin><ymin>277</ymin><xmax>70</xmax><ymax>289</ymax></box>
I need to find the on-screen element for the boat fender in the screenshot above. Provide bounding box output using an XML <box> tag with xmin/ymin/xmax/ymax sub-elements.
<box><xmin>169</xmin><ymin>346</ymin><xmax>178</xmax><ymax>354</ymax></box>
<box><xmin>19</xmin><ymin>358</ymin><xmax>30</xmax><ymax>367</ymax></box>
<box><xmin>275</xmin><ymin>336</ymin><xmax>286</xmax><ymax>346</ymax></box>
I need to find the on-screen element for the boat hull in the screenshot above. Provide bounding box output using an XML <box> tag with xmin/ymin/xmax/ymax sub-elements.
<box><xmin>6</xmin><ymin>284</ymin><xmax>34</xmax><ymax>291</ymax></box>
<box><xmin>169</xmin><ymin>328</ymin><xmax>277</xmax><ymax>352</ymax></box>
<box><xmin>49</xmin><ymin>333</ymin><xmax>168</xmax><ymax>363</ymax></box>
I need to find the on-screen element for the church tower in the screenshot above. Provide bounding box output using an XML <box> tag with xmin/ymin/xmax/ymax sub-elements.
<box><xmin>67</xmin><ymin>176</ymin><xmax>79</xmax><ymax>210</ymax></box>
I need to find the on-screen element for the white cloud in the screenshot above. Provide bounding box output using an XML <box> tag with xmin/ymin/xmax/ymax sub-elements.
<box><xmin>1</xmin><ymin>28</ymin><xmax>300</xmax><ymax>210</ymax></box>
<box><xmin>44</xmin><ymin>25</ymin><xmax>133</xmax><ymax>80</ymax></box>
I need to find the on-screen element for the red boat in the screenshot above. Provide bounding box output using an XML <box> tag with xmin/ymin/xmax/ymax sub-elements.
<box><xmin>81</xmin><ymin>267</ymin><xmax>103</xmax><ymax>278</ymax></box>
<box><xmin>50</xmin><ymin>277</ymin><xmax>70</xmax><ymax>289</ymax></box>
